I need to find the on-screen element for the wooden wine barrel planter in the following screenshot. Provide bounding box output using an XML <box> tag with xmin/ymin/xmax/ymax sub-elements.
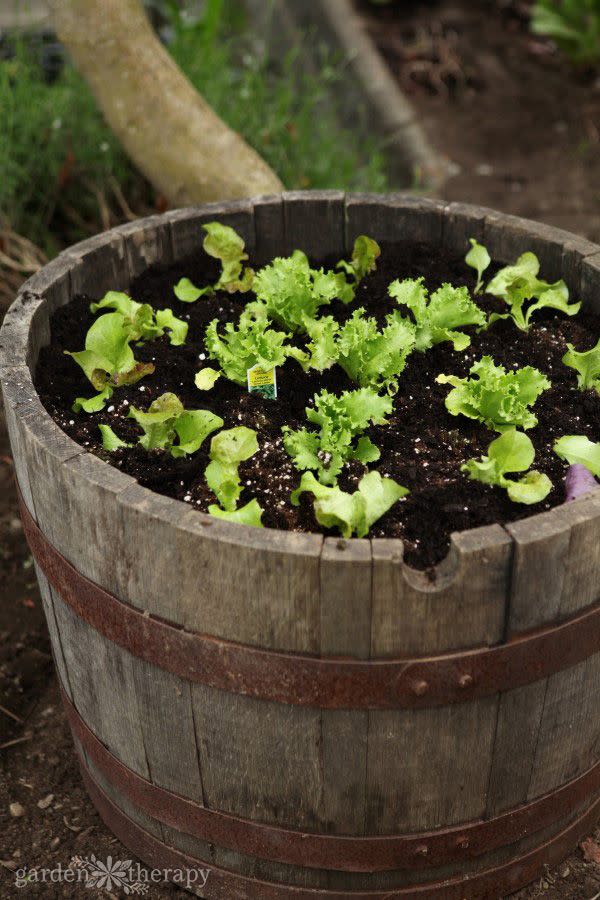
<box><xmin>2</xmin><ymin>193</ymin><xmax>600</xmax><ymax>898</ymax></box>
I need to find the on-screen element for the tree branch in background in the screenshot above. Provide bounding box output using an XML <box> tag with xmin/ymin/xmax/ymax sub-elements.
<box><xmin>48</xmin><ymin>0</ymin><xmax>284</xmax><ymax>205</ymax></box>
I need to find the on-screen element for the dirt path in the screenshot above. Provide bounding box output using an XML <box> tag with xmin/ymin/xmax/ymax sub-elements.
<box><xmin>358</xmin><ymin>0</ymin><xmax>600</xmax><ymax>245</ymax></box>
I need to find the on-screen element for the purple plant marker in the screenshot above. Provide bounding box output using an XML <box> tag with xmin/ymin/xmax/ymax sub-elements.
<box><xmin>565</xmin><ymin>464</ymin><xmax>599</xmax><ymax>502</ymax></box>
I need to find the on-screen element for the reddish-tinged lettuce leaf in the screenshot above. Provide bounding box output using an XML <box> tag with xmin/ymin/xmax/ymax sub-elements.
<box><xmin>66</xmin><ymin>312</ymin><xmax>155</xmax><ymax>412</ymax></box>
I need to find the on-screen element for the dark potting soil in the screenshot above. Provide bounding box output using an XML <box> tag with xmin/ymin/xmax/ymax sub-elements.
<box><xmin>35</xmin><ymin>241</ymin><xmax>600</xmax><ymax>571</ymax></box>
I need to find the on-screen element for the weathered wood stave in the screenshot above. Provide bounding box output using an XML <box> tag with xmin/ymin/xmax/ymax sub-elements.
<box><xmin>1</xmin><ymin>193</ymin><xmax>600</xmax><ymax>896</ymax></box>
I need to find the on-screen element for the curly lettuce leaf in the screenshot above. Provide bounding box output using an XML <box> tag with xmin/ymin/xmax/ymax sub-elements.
<box><xmin>388</xmin><ymin>278</ymin><xmax>485</xmax><ymax>351</ymax></box>
<box><xmin>205</xmin><ymin>311</ymin><xmax>298</xmax><ymax>386</ymax></box>
<box><xmin>205</xmin><ymin>426</ymin><xmax>259</xmax><ymax>511</ymax></box>
<box><xmin>554</xmin><ymin>435</ymin><xmax>600</xmax><ymax>478</ymax></box>
<box><xmin>562</xmin><ymin>338</ymin><xmax>600</xmax><ymax>392</ymax></box>
<box><xmin>336</xmin><ymin>308</ymin><xmax>416</xmax><ymax>392</ymax></box>
<box><xmin>465</xmin><ymin>238</ymin><xmax>491</xmax><ymax>294</ymax></box>
<box><xmin>253</xmin><ymin>251</ymin><xmax>341</xmax><ymax>332</ymax></box>
<box><xmin>301</xmin><ymin>315</ymin><xmax>340</xmax><ymax>373</ymax></box>
<box><xmin>437</xmin><ymin>356</ymin><xmax>550</xmax><ymax>431</ymax></box>
<box><xmin>463</xmin><ymin>429</ymin><xmax>552</xmax><ymax>505</ymax></box>
<box><xmin>283</xmin><ymin>388</ymin><xmax>392</xmax><ymax>485</ymax></box>
<box><xmin>291</xmin><ymin>470</ymin><xmax>408</xmax><ymax>538</ymax></box>
<box><xmin>208</xmin><ymin>499</ymin><xmax>264</xmax><ymax>527</ymax></box>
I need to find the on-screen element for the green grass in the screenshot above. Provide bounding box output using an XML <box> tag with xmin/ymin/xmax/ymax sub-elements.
<box><xmin>0</xmin><ymin>0</ymin><xmax>388</xmax><ymax>252</ymax></box>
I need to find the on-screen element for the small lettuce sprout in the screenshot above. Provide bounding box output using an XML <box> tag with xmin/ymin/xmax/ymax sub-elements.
<box><xmin>208</xmin><ymin>499</ymin><xmax>264</xmax><ymax>527</ymax></box>
<box><xmin>291</xmin><ymin>470</ymin><xmax>408</xmax><ymax>538</ymax></box>
<box><xmin>462</xmin><ymin>429</ymin><xmax>552</xmax><ymax>505</ymax></box>
<box><xmin>335</xmin><ymin>235</ymin><xmax>381</xmax><ymax>303</ymax></box>
<box><xmin>67</xmin><ymin>312</ymin><xmax>155</xmax><ymax>413</ymax></box>
<box><xmin>562</xmin><ymin>338</ymin><xmax>600</xmax><ymax>392</ymax></box>
<box><xmin>283</xmin><ymin>387</ymin><xmax>392</xmax><ymax>485</ymax></box>
<box><xmin>91</xmin><ymin>291</ymin><xmax>188</xmax><ymax>346</ymax></box>
<box><xmin>205</xmin><ymin>306</ymin><xmax>304</xmax><ymax>386</ymax></box>
<box><xmin>173</xmin><ymin>222</ymin><xmax>254</xmax><ymax>301</ymax></box>
<box><xmin>174</xmin><ymin>278</ymin><xmax>205</xmax><ymax>303</ymax></box>
<box><xmin>388</xmin><ymin>278</ymin><xmax>485</xmax><ymax>351</ymax></box>
<box><xmin>98</xmin><ymin>424</ymin><xmax>132</xmax><ymax>452</ymax></box>
<box><xmin>253</xmin><ymin>250</ymin><xmax>341</xmax><ymax>332</ymax></box>
<box><xmin>205</xmin><ymin>426</ymin><xmax>259</xmax><ymax>512</ymax></box>
<box><xmin>437</xmin><ymin>356</ymin><xmax>550</xmax><ymax>432</ymax></box>
<box><xmin>484</xmin><ymin>251</ymin><xmax>581</xmax><ymax>331</ymax></box>
<box><xmin>195</xmin><ymin>368</ymin><xmax>221</xmax><ymax>391</ymax></box>
<box><xmin>127</xmin><ymin>392</ymin><xmax>223</xmax><ymax>457</ymax></box>
<box><xmin>465</xmin><ymin>238</ymin><xmax>491</xmax><ymax>294</ymax></box>
<box><xmin>554</xmin><ymin>435</ymin><xmax>600</xmax><ymax>478</ymax></box>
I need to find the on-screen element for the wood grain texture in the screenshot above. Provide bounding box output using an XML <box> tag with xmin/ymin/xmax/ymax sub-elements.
<box><xmin>366</xmin><ymin>695</ymin><xmax>499</xmax><ymax>833</ymax></box>
<box><xmin>34</xmin><ymin>562</ymin><xmax>74</xmax><ymax>702</ymax></box>
<box><xmin>487</xmin><ymin>497</ymin><xmax>600</xmax><ymax>816</ymax></box>
<box><xmin>367</xmin><ymin>528</ymin><xmax>509</xmax><ymax>834</ymax></box>
<box><xmin>345</xmin><ymin>193</ymin><xmax>446</xmax><ymax>248</ymax></box>
<box><xmin>370</xmin><ymin>525</ymin><xmax>511</xmax><ymax>656</ymax></box>
<box><xmin>482</xmin><ymin>211</ymin><xmax>577</xmax><ymax>281</ymax></box>
<box><xmin>0</xmin><ymin>365</ymin><xmax>38</xmax><ymax>516</ymax></box>
<box><xmin>165</xmin><ymin>200</ymin><xmax>255</xmax><ymax>260</ymax></box>
<box><xmin>62</xmin><ymin>231</ymin><xmax>129</xmax><ymax>298</ymax></box>
<box><xmin>191</xmin><ymin>684</ymin><xmax>324</xmax><ymax>831</ymax></box>
<box><xmin>114</xmin><ymin>214</ymin><xmax>174</xmax><ymax>279</ymax></box>
<box><xmin>3</xmin><ymin>197</ymin><xmax>600</xmax><ymax>893</ymax></box>
<box><xmin>320</xmin><ymin>538</ymin><xmax>371</xmax><ymax>841</ymax></box>
<box><xmin>282</xmin><ymin>190</ymin><xmax>345</xmax><ymax>260</ymax></box>
<box><xmin>52</xmin><ymin>588</ymin><xmax>162</xmax><ymax>838</ymax></box>
<box><xmin>581</xmin><ymin>251</ymin><xmax>600</xmax><ymax>315</ymax></box>
<box><xmin>442</xmin><ymin>201</ymin><xmax>490</xmax><ymax>256</ymax></box>
<box><xmin>252</xmin><ymin>194</ymin><xmax>285</xmax><ymax>264</ymax></box>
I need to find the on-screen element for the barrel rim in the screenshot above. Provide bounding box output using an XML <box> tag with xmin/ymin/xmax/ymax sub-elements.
<box><xmin>2</xmin><ymin>193</ymin><xmax>600</xmax><ymax>580</ymax></box>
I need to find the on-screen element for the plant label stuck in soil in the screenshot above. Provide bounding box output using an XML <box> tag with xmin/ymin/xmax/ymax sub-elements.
<box><xmin>247</xmin><ymin>364</ymin><xmax>277</xmax><ymax>400</ymax></box>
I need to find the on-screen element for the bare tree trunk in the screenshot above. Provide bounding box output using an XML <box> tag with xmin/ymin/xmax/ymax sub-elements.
<box><xmin>49</xmin><ymin>0</ymin><xmax>284</xmax><ymax>205</ymax></box>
